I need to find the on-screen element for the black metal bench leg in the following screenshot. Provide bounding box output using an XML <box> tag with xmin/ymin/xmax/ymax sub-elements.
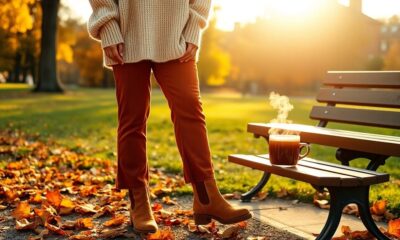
<box><xmin>316</xmin><ymin>188</ymin><xmax>346</xmax><ymax>240</ymax></box>
<box><xmin>357</xmin><ymin>203</ymin><xmax>390</xmax><ymax>240</ymax></box>
<box><xmin>241</xmin><ymin>172</ymin><xmax>271</xmax><ymax>202</ymax></box>
<box><xmin>316</xmin><ymin>186</ymin><xmax>389</xmax><ymax>240</ymax></box>
<box><xmin>356</xmin><ymin>188</ymin><xmax>390</xmax><ymax>240</ymax></box>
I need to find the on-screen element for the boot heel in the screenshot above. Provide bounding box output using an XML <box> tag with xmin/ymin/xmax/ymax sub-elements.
<box><xmin>194</xmin><ymin>213</ymin><xmax>212</xmax><ymax>225</ymax></box>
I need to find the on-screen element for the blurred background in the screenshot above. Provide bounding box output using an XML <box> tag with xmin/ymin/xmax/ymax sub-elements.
<box><xmin>1</xmin><ymin>0</ymin><xmax>400</xmax><ymax>95</ymax></box>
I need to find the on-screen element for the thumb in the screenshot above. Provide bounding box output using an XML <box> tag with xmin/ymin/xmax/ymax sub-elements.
<box><xmin>118</xmin><ymin>43</ymin><xmax>124</xmax><ymax>57</ymax></box>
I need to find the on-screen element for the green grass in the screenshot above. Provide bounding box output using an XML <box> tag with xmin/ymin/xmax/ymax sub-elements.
<box><xmin>1</xmin><ymin>83</ymin><xmax>399</xmax><ymax>213</ymax></box>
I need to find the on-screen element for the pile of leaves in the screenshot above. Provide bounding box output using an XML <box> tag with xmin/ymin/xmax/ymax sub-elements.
<box><xmin>0</xmin><ymin>130</ymin><xmax>250</xmax><ymax>239</ymax></box>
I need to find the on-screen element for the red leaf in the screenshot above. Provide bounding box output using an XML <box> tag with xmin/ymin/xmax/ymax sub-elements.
<box><xmin>152</xmin><ymin>202</ymin><xmax>163</xmax><ymax>212</ymax></box>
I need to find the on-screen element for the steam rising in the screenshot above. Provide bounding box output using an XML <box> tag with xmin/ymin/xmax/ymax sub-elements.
<box><xmin>268</xmin><ymin>92</ymin><xmax>296</xmax><ymax>135</ymax></box>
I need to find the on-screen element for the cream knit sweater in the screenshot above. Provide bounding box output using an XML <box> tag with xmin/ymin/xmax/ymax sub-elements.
<box><xmin>88</xmin><ymin>0</ymin><xmax>212</xmax><ymax>66</ymax></box>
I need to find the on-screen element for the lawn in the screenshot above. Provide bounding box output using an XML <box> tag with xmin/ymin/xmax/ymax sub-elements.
<box><xmin>1</xmin><ymin>83</ymin><xmax>399</xmax><ymax>213</ymax></box>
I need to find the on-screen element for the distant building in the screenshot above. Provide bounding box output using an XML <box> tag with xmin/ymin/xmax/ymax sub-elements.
<box><xmin>380</xmin><ymin>16</ymin><xmax>400</xmax><ymax>54</ymax></box>
<box><xmin>336</xmin><ymin>0</ymin><xmax>382</xmax><ymax>60</ymax></box>
<box><xmin>223</xmin><ymin>0</ymin><xmax>385</xmax><ymax>93</ymax></box>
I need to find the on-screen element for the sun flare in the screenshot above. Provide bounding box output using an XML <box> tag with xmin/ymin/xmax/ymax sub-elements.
<box><xmin>268</xmin><ymin>0</ymin><xmax>320</xmax><ymax>17</ymax></box>
<box><xmin>214</xmin><ymin>0</ymin><xmax>325</xmax><ymax>31</ymax></box>
<box><xmin>65</xmin><ymin>0</ymin><xmax>400</xmax><ymax>32</ymax></box>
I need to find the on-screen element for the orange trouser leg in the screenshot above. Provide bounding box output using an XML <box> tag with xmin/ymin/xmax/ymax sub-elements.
<box><xmin>152</xmin><ymin>59</ymin><xmax>215</xmax><ymax>183</ymax></box>
<box><xmin>112</xmin><ymin>61</ymin><xmax>152</xmax><ymax>189</ymax></box>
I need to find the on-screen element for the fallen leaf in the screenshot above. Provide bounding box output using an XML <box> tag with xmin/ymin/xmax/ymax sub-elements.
<box><xmin>12</xmin><ymin>201</ymin><xmax>31</xmax><ymax>220</ymax></box>
<box><xmin>188</xmin><ymin>222</ymin><xmax>197</xmax><ymax>232</ymax></box>
<box><xmin>370</xmin><ymin>200</ymin><xmax>387</xmax><ymax>216</ymax></box>
<box><xmin>276</xmin><ymin>188</ymin><xmax>288</xmax><ymax>198</ymax></box>
<box><xmin>75</xmin><ymin>218</ymin><xmax>94</xmax><ymax>229</ymax></box>
<box><xmin>147</xmin><ymin>227</ymin><xmax>175</xmax><ymax>240</ymax></box>
<box><xmin>75</xmin><ymin>203</ymin><xmax>98</xmax><ymax>214</ymax></box>
<box><xmin>164</xmin><ymin>218</ymin><xmax>181</xmax><ymax>226</ymax></box>
<box><xmin>159</xmin><ymin>209</ymin><xmax>174</xmax><ymax>218</ymax></box>
<box><xmin>29</xmin><ymin>192</ymin><xmax>43</xmax><ymax>204</ymax></box>
<box><xmin>255</xmin><ymin>191</ymin><xmax>268</xmax><ymax>201</ymax></box>
<box><xmin>313</xmin><ymin>199</ymin><xmax>330</xmax><ymax>209</ymax></box>
<box><xmin>46</xmin><ymin>190</ymin><xmax>62</xmax><ymax>208</ymax></box>
<box><xmin>237</xmin><ymin>221</ymin><xmax>248</xmax><ymax>229</ymax></box>
<box><xmin>152</xmin><ymin>202</ymin><xmax>163</xmax><ymax>212</ymax></box>
<box><xmin>223</xmin><ymin>192</ymin><xmax>242</xmax><ymax>200</ymax></box>
<box><xmin>34</xmin><ymin>205</ymin><xmax>56</xmax><ymax>225</ymax></box>
<box><xmin>341</xmin><ymin>225</ymin><xmax>351</xmax><ymax>236</ymax></box>
<box><xmin>98</xmin><ymin>225</ymin><xmax>127</xmax><ymax>238</ymax></box>
<box><xmin>45</xmin><ymin>221</ymin><xmax>72</xmax><ymax>236</ymax></box>
<box><xmin>15</xmin><ymin>218</ymin><xmax>37</xmax><ymax>230</ymax></box>
<box><xmin>92</xmin><ymin>205</ymin><xmax>114</xmax><ymax>218</ymax></box>
<box><xmin>59</xmin><ymin>197</ymin><xmax>75</xmax><ymax>215</ymax></box>
<box><xmin>69</xmin><ymin>233</ymin><xmax>96</xmax><ymax>240</ymax></box>
<box><xmin>219</xmin><ymin>225</ymin><xmax>239</xmax><ymax>238</ymax></box>
<box><xmin>162</xmin><ymin>196</ymin><xmax>177</xmax><ymax>205</ymax></box>
<box><xmin>388</xmin><ymin>219</ymin><xmax>400</xmax><ymax>238</ymax></box>
<box><xmin>103</xmin><ymin>214</ymin><xmax>127</xmax><ymax>227</ymax></box>
<box><xmin>28</xmin><ymin>229</ymin><xmax>49</xmax><ymax>240</ymax></box>
<box><xmin>342</xmin><ymin>203</ymin><xmax>359</xmax><ymax>216</ymax></box>
<box><xmin>60</xmin><ymin>220</ymin><xmax>76</xmax><ymax>230</ymax></box>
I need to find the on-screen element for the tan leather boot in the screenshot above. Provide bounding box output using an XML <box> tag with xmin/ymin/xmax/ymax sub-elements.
<box><xmin>192</xmin><ymin>179</ymin><xmax>252</xmax><ymax>225</ymax></box>
<box><xmin>129</xmin><ymin>187</ymin><xmax>158</xmax><ymax>234</ymax></box>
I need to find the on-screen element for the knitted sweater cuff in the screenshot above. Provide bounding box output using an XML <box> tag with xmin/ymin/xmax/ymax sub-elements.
<box><xmin>182</xmin><ymin>19</ymin><xmax>201</xmax><ymax>47</ymax></box>
<box><xmin>100</xmin><ymin>20</ymin><xmax>124</xmax><ymax>48</ymax></box>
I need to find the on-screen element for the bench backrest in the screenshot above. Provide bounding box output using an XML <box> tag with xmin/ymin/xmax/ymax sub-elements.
<box><xmin>311</xmin><ymin>71</ymin><xmax>400</xmax><ymax>129</ymax></box>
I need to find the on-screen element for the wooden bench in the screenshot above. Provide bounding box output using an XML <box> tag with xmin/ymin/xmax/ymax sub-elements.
<box><xmin>228</xmin><ymin>71</ymin><xmax>400</xmax><ymax>240</ymax></box>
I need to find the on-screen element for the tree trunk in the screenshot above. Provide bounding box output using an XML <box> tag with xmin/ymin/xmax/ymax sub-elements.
<box><xmin>12</xmin><ymin>52</ymin><xmax>22</xmax><ymax>83</ymax></box>
<box><xmin>34</xmin><ymin>0</ymin><xmax>63</xmax><ymax>92</ymax></box>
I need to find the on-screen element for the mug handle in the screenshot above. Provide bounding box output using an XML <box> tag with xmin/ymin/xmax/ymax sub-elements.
<box><xmin>299</xmin><ymin>143</ymin><xmax>310</xmax><ymax>160</ymax></box>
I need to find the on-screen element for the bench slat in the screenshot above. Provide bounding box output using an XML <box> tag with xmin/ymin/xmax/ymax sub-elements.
<box><xmin>247</xmin><ymin>123</ymin><xmax>400</xmax><ymax>157</ymax></box>
<box><xmin>229</xmin><ymin>154</ymin><xmax>389</xmax><ymax>187</ymax></box>
<box><xmin>324</xmin><ymin>71</ymin><xmax>400</xmax><ymax>88</ymax></box>
<box><xmin>257</xmin><ymin>154</ymin><xmax>389</xmax><ymax>185</ymax></box>
<box><xmin>228</xmin><ymin>154</ymin><xmax>371</xmax><ymax>187</ymax></box>
<box><xmin>310</xmin><ymin>106</ymin><xmax>400</xmax><ymax>129</ymax></box>
<box><xmin>316</xmin><ymin>88</ymin><xmax>400</xmax><ymax>108</ymax></box>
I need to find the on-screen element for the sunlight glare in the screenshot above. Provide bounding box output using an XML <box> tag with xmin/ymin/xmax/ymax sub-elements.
<box><xmin>269</xmin><ymin>0</ymin><xmax>321</xmax><ymax>18</ymax></box>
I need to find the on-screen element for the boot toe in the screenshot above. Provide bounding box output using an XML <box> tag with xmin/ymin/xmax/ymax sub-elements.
<box><xmin>133</xmin><ymin>221</ymin><xmax>158</xmax><ymax>233</ymax></box>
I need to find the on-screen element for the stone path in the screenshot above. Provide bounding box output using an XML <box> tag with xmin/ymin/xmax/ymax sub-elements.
<box><xmin>229</xmin><ymin>198</ymin><xmax>387</xmax><ymax>239</ymax></box>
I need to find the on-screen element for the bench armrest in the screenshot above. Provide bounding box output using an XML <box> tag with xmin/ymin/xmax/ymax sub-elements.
<box><xmin>248</xmin><ymin>123</ymin><xmax>400</xmax><ymax>157</ymax></box>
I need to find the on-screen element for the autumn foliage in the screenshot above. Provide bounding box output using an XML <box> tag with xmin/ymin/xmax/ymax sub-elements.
<box><xmin>0</xmin><ymin>130</ymin><xmax>254</xmax><ymax>239</ymax></box>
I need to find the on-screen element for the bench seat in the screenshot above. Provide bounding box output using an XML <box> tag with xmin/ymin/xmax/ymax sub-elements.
<box><xmin>228</xmin><ymin>154</ymin><xmax>390</xmax><ymax>187</ymax></box>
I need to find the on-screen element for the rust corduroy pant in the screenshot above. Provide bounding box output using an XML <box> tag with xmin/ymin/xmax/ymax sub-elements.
<box><xmin>112</xmin><ymin>59</ymin><xmax>215</xmax><ymax>189</ymax></box>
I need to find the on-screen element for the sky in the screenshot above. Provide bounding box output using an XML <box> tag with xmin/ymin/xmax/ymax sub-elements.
<box><xmin>63</xmin><ymin>0</ymin><xmax>400</xmax><ymax>31</ymax></box>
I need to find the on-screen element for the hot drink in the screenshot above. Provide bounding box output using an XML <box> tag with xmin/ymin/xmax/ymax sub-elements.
<box><xmin>268</xmin><ymin>135</ymin><xmax>309</xmax><ymax>165</ymax></box>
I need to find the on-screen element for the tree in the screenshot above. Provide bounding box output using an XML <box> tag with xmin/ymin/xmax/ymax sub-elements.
<box><xmin>34</xmin><ymin>0</ymin><xmax>63</xmax><ymax>92</ymax></box>
<box><xmin>198</xmin><ymin>12</ymin><xmax>231</xmax><ymax>87</ymax></box>
<box><xmin>384</xmin><ymin>41</ymin><xmax>400</xmax><ymax>70</ymax></box>
<box><xmin>0</xmin><ymin>0</ymin><xmax>38</xmax><ymax>82</ymax></box>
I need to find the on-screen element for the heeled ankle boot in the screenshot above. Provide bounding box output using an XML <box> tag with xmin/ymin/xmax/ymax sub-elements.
<box><xmin>192</xmin><ymin>179</ymin><xmax>252</xmax><ymax>225</ymax></box>
<box><xmin>128</xmin><ymin>187</ymin><xmax>158</xmax><ymax>234</ymax></box>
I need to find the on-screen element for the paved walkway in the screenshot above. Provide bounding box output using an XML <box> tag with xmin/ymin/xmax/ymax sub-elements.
<box><xmin>229</xmin><ymin>198</ymin><xmax>387</xmax><ymax>239</ymax></box>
